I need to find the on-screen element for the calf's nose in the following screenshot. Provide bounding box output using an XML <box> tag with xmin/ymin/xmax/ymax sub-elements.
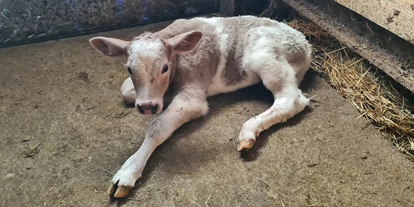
<box><xmin>137</xmin><ymin>102</ymin><xmax>158</xmax><ymax>115</ymax></box>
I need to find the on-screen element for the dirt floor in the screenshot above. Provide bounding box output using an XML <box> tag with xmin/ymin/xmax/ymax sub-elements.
<box><xmin>1</xmin><ymin>19</ymin><xmax>414</xmax><ymax>207</ymax></box>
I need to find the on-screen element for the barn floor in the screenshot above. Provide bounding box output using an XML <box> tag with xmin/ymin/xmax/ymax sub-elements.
<box><xmin>1</xmin><ymin>19</ymin><xmax>414</xmax><ymax>207</ymax></box>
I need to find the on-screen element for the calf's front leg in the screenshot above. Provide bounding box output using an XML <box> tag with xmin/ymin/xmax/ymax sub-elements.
<box><xmin>108</xmin><ymin>91</ymin><xmax>208</xmax><ymax>198</ymax></box>
<box><xmin>120</xmin><ymin>77</ymin><xmax>136</xmax><ymax>104</ymax></box>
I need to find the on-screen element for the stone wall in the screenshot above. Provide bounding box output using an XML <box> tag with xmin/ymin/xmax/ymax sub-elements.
<box><xmin>0</xmin><ymin>0</ymin><xmax>218</xmax><ymax>47</ymax></box>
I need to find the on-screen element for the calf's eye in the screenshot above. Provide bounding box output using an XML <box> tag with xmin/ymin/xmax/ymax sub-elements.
<box><xmin>127</xmin><ymin>67</ymin><xmax>132</xmax><ymax>75</ymax></box>
<box><xmin>162</xmin><ymin>64</ymin><xmax>169</xmax><ymax>74</ymax></box>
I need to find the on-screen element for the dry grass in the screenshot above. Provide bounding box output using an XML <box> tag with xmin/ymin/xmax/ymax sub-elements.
<box><xmin>286</xmin><ymin>19</ymin><xmax>332</xmax><ymax>41</ymax></box>
<box><xmin>286</xmin><ymin>18</ymin><xmax>414</xmax><ymax>157</ymax></box>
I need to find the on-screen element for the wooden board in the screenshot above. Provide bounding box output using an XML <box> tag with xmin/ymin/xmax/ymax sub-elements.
<box><xmin>335</xmin><ymin>0</ymin><xmax>414</xmax><ymax>44</ymax></box>
<box><xmin>282</xmin><ymin>0</ymin><xmax>414</xmax><ymax>93</ymax></box>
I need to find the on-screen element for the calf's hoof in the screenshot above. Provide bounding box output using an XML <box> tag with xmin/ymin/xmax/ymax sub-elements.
<box><xmin>237</xmin><ymin>139</ymin><xmax>255</xmax><ymax>152</ymax></box>
<box><xmin>108</xmin><ymin>180</ymin><xmax>133</xmax><ymax>198</ymax></box>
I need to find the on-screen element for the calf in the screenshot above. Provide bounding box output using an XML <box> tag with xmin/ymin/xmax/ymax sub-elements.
<box><xmin>89</xmin><ymin>15</ymin><xmax>312</xmax><ymax>198</ymax></box>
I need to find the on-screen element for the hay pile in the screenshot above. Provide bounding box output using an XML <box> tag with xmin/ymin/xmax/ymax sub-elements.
<box><xmin>286</xmin><ymin>18</ymin><xmax>414</xmax><ymax>158</ymax></box>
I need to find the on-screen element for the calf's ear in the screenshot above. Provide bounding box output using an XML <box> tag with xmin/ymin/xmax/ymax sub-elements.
<box><xmin>89</xmin><ymin>37</ymin><xmax>130</xmax><ymax>57</ymax></box>
<box><xmin>166</xmin><ymin>31</ymin><xmax>203</xmax><ymax>53</ymax></box>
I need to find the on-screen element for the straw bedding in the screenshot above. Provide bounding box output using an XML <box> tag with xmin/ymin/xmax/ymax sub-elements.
<box><xmin>286</xmin><ymin>18</ymin><xmax>414</xmax><ymax>158</ymax></box>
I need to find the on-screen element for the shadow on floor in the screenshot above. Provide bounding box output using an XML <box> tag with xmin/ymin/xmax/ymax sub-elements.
<box><xmin>110</xmin><ymin>70</ymin><xmax>320</xmax><ymax>204</ymax></box>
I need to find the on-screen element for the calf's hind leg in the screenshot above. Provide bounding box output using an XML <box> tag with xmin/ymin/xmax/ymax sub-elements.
<box><xmin>237</xmin><ymin>62</ymin><xmax>310</xmax><ymax>151</ymax></box>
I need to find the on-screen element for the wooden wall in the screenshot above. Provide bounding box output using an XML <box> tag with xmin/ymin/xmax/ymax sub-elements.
<box><xmin>335</xmin><ymin>0</ymin><xmax>414</xmax><ymax>44</ymax></box>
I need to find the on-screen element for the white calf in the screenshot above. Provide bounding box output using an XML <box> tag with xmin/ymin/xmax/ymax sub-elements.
<box><xmin>89</xmin><ymin>15</ymin><xmax>312</xmax><ymax>198</ymax></box>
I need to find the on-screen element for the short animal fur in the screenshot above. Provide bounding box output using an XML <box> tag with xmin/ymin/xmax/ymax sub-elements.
<box><xmin>89</xmin><ymin>15</ymin><xmax>312</xmax><ymax>198</ymax></box>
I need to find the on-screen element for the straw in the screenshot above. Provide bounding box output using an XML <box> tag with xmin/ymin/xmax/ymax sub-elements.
<box><xmin>287</xmin><ymin>17</ymin><xmax>414</xmax><ymax>157</ymax></box>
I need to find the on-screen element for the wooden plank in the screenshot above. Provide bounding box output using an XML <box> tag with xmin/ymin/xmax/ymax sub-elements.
<box><xmin>335</xmin><ymin>0</ymin><xmax>414</xmax><ymax>44</ymax></box>
<box><xmin>282</xmin><ymin>0</ymin><xmax>414</xmax><ymax>93</ymax></box>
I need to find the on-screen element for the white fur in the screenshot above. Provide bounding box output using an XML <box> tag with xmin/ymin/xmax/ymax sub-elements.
<box><xmin>129</xmin><ymin>38</ymin><xmax>163</xmax><ymax>58</ymax></box>
<box><xmin>90</xmin><ymin>15</ymin><xmax>312</xmax><ymax>198</ymax></box>
<box><xmin>197</xmin><ymin>17</ymin><xmax>262</xmax><ymax>97</ymax></box>
<box><xmin>120</xmin><ymin>77</ymin><xmax>135</xmax><ymax>104</ymax></box>
<box><xmin>195</xmin><ymin>17</ymin><xmax>230</xmax><ymax>96</ymax></box>
<box><xmin>128</xmin><ymin>37</ymin><xmax>164</xmax><ymax>70</ymax></box>
<box><xmin>235</xmin><ymin>24</ymin><xmax>312</xmax><ymax>143</ymax></box>
<box><xmin>113</xmin><ymin>94</ymin><xmax>208</xmax><ymax>188</ymax></box>
<box><xmin>207</xmin><ymin>70</ymin><xmax>261</xmax><ymax>96</ymax></box>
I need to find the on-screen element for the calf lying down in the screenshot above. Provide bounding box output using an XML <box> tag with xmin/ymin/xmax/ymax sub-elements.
<box><xmin>89</xmin><ymin>15</ymin><xmax>312</xmax><ymax>198</ymax></box>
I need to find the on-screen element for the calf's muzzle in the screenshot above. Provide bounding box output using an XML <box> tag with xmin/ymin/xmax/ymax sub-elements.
<box><xmin>137</xmin><ymin>102</ymin><xmax>158</xmax><ymax>115</ymax></box>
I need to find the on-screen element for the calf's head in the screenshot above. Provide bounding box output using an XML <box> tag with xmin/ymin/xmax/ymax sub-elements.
<box><xmin>89</xmin><ymin>31</ymin><xmax>203</xmax><ymax>116</ymax></box>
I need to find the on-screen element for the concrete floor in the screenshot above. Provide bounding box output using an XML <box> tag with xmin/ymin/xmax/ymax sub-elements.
<box><xmin>0</xmin><ymin>20</ymin><xmax>413</xmax><ymax>207</ymax></box>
